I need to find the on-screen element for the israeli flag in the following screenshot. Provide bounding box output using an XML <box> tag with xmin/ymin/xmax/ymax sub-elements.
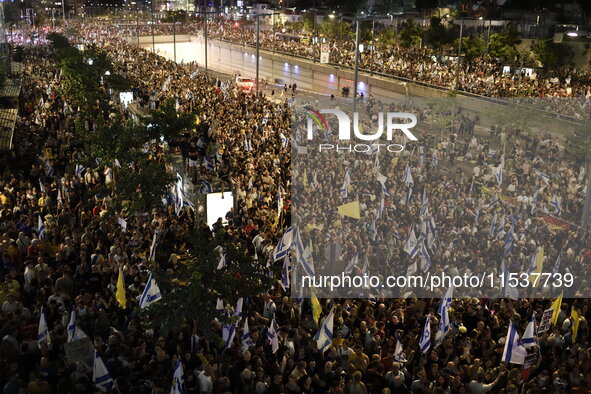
<box><xmin>419</xmin><ymin>241</ymin><xmax>431</xmax><ymax>273</ymax></box>
<box><xmin>403</xmin><ymin>226</ymin><xmax>419</xmax><ymax>258</ymax></box>
<box><xmin>39</xmin><ymin>179</ymin><xmax>46</xmax><ymax>194</ymax></box>
<box><xmin>67</xmin><ymin>311</ymin><xmax>88</xmax><ymax>342</ymax></box>
<box><xmin>550</xmin><ymin>194</ymin><xmax>561</xmax><ymax>216</ymax></box>
<box><xmin>244</xmin><ymin>138</ymin><xmax>252</xmax><ymax>152</ymax></box>
<box><xmin>344</xmin><ymin>254</ymin><xmax>359</xmax><ymax>274</ymax></box>
<box><xmin>526</xmin><ymin>248</ymin><xmax>539</xmax><ymax>276</ymax></box>
<box><xmin>139</xmin><ymin>274</ymin><xmax>162</xmax><ymax>309</ymax></box>
<box><xmin>435</xmin><ymin>286</ymin><xmax>453</xmax><ymax>346</ymax></box>
<box><xmin>494</xmin><ymin>155</ymin><xmax>504</xmax><ymax>185</ymax></box>
<box><xmin>222</xmin><ymin>322</ymin><xmax>236</xmax><ymax>349</ymax></box>
<box><xmin>402</xmin><ymin>162</ymin><xmax>414</xmax><ymax>185</ymax></box>
<box><xmin>377</xmin><ymin>173</ymin><xmax>388</xmax><ymax>195</ymax></box>
<box><xmin>488</xmin><ymin>193</ymin><xmax>499</xmax><ymax>208</ymax></box>
<box><xmin>340</xmin><ymin>169</ymin><xmax>351</xmax><ymax>199</ymax></box>
<box><xmin>404</xmin><ymin>225</ymin><xmax>417</xmax><ymax>258</ymax></box>
<box><xmin>38</xmin><ymin>307</ymin><xmax>51</xmax><ymax>348</ymax></box>
<box><xmin>426</xmin><ymin>217</ymin><xmax>436</xmax><ymax>250</ymax></box>
<box><xmin>205</xmin><ymin>157</ymin><xmax>214</xmax><ymax>173</ymax></box>
<box><xmin>293</xmin><ymin>227</ymin><xmax>315</xmax><ymax>276</ymax></box>
<box><xmin>394</xmin><ymin>334</ymin><xmax>405</xmax><ymax>361</ymax></box>
<box><xmin>501</xmin><ymin>321</ymin><xmax>527</xmax><ymax>365</ymax></box>
<box><xmin>377</xmin><ymin>194</ymin><xmax>384</xmax><ymax>220</ymax></box>
<box><xmin>489</xmin><ymin>212</ymin><xmax>497</xmax><ymax>237</ymax></box>
<box><xmin>75</xmin><ymin>164</ymin><xmax>85</xmax><ymax>178</ymax></box>
<box><xmin>44</xmin><ymin>159</ymin><xmax>54</xmax><ymax>177</ymax></box>
<box><xmin>419</xmin><ymin>314</ymin><xmax>431</xmax><ymax>354</ymax></box>
<box><xmin>280</xmin><ymin>255</ymin><xmax>291</xmax><ymax>291</ymax></box>
<box><xmin>504</xmin><ymin>226</ymin><xmax>513</xmax><ymax>257</ymax></box>
<box><xmin>93</xmin><ymin>350</ymin><xmax>114</xmax><ymax>393</ymax></box>
<box><xmin>522</xmin><ymin>312</ymin><xmax>536</xmax><ymax>350</ymax></box>
<box><xmin>198</xmin><ymin>180</ymin><xmax>213</xmax><ymax>194</ymax></box>
<box><xmin>242</xmin><ymin>317</ymin><xmax>254</xmax><ymax>351</ymax></box>
<box><xmin>401</xmin><ymin>186</ymin><xmax>413</xmax><ymax>206</ymax></box>
<box><xmin>217</xmin><ymin>254</ymin><xmax>227</xmax><ymax>270</ymax></box>
<box><xmin>531</xmin><ymin>185</ymin><xmax>539</xmax><ymax>215</ymax></box>
<box><xmin>37</xmin><ymin>215</ymin><xmax>45</xmax><ymax>240</ymax></box>
<box><xmin>280</xmin><ymin>133</ymin><xmax>289</xmax><ymax>149</ymax></box>
<box><xmin>313</xmin><ymin>307</ymin><xmax>335</xmax><ymax>353</ymax></box>
<box><xmin>273</xmin><ymin>226</ymin><xmax>293</xmax><ymax>262</ymax></box>
<box><xmin>431</xmin><ymin>150</ymin><xmax>438</xmax><ymax>168</ymax></box>
<box><xmin>501</xmin><ymin>262</ymin><xmax>519</xmax><ymax>299</ymax></box>
<box><xmin>552</xmin><ymin>252</ymin><xmax>561</xmax><ymax>275</ymax></box>
<box><xmin>148</xmin><ymin>230</ymin><xmax>158</xmax><ymax>262</ymax></box>
<box><xmin>534</xmin><ymin>169</ymin><xmax>551</xmax><ymax>185</ymax></box>
<box><xmin>170</xmin><ymin>358</ymin><xmax>185</xmax><ymax>394</ymax></box>
<box><xmin>267</xmin><ymin>318</ymin><xmax>279</xmax><ymax>354</ymax></box>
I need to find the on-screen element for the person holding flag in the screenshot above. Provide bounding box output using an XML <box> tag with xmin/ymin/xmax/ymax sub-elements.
<box><xmin>93</xmin><ymin>350</ymin><xmax>114</xmax><ymax>393</ymax></box>
<box><xmin>139</xmin><ymin>273</ymin><xmax>162</xmax><ymax>309</ymax></box>
<box><xmin>313</xmin><ymin>307</ymin><xmax>335</xmax><ymax>353</ymax></box>
<box><xmin>116</xmin><ymin>265</ymin><xmax>126</xmax><ymax>309</ymax></box>
<box><xmin>170</xmin><ymin>358</ymin><xmax>185</xmax><ymax>394</ymax></box>
<box><xmin>419</xmin><ymin>315</ymin><xmax>431</xmax><ymax>354</ymax></box>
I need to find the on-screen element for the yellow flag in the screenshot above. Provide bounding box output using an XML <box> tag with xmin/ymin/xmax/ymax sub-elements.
<box><xmin>530</xmin><ymin>246</ymin><xmax>544</xmax><ymax>286</ymax></box>
<box><xmin>337</xmin><ymin>201</ymin><xmax>360</xmax><ymax>219</ymax></box>
<box><xmin>303</xmin><ymin>170</ymin><xmax>309</xmax><ymax>187</ymax></box>
<box><xmin>551</xmin><ymin>292</ymin><xmax>563</xmax><ymax>325</ymax></box>
<box><xmin>116</xmin><ymin>266</ymin><xmax>127</xmax><ymax>308</ymax></box>
<box><xmin>311</xmin><ymin>291</ymin><xmax>321</xmax><ymax>326</ymax></box>
<box><xmin>571</xmin><ymin>308</ymin><xmax>580</xmax><ymax>342</ymax></box>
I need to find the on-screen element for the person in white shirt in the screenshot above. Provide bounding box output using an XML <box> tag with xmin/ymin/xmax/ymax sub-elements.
<box><xmin>197</xmin><ymin>365</ymin><xmax>214</xmax><ymax>393</ymax></box>
<box><xmin>467</xmin><ymin>368</ymin><xmax>505</xmax><ymax>394</ymax></box>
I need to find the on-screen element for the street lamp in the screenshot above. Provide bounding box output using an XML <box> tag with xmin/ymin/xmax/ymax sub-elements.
<box><xmin>456</xmin><ymin>17</ymin><xmax>464</xmax><ymax>91</ymax></box>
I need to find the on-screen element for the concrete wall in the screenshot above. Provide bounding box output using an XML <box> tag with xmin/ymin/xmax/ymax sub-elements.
<box><xmin>137</xmin><ymin>35</ymin><xmax>580</xmax><ymax>131</ymax></box>
<box><xmin>136</xmin><ymin>34</ymin><xmax>191</xmax><ymax>44</ymax></box>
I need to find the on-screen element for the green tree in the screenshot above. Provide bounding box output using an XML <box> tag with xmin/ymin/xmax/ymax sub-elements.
<box><xmin>146</xmin><ymin>99</ymin><xmax>195</xmax><ymax>143</ymax></box>
<box><xmin>398</xmin><ymin>18</ymin><xmax>423</xmax><ymax>47</ymax></box>
<box><xmin>377</xmin><ymin>27</ymin><xmax>397</xmax><ymax>48</ymax></box>
<box><xmin>144</xmin><ymin>228</ymin><xmax>272</xmax><ymax>343</ymax></box>
<box><xmin>318</xmin><ymin>17</ymin><xmax>351</xmax><ymax>39</ymax></box>
<box><xmin>425</xmin><ymin>17</ymin><xmax>452</xmax><ymax>50</ymax></box>
<box><xmin>488</xmin><ymin>29</ymin><xmax>521</xmax><ymax>61</ymax></box>
<box><xmin>115</xmin><ymin>157</ymin><xmax>174</xmax><ymax>214</ymax></box>
<box><xmin>461</xmin><ymin>35</ymin><xmax>486</xmax><ymax>61</ymax></box>
<box><xmin>60</xmin><ymin>46</ymin><xmax>113</xmax><ymax>114</ymax></box>
<box><xmin>531</xmin><ymin>38</ymin><xmax>572</xmax><ymax>69</ymax></box>
<box><xmin>302</xmin><ymin>11</ymin><xmax>315</xmax><ymax>33</ymax></box>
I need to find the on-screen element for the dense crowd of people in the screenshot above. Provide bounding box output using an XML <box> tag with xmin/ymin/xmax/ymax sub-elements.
<box><xmin>0</xmin><ymin>22</ymin><xmax>590</xmax><ymax>394</ymax></box>
<box><xmin>106</xmin><ymin>18</ymin><xmax>591</xmax><ymax>103</ymax></box>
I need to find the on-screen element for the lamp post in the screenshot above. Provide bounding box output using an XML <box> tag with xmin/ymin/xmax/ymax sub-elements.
<box><xmin>256</xmin><ymin>13</ymin><xmax>260</xmax><ymax>93</ymax></box>
<box><xmin>455</xmin><ymin>17</ymin><xmax>464</xmax><ymax>91</ymax></box>
<box><xmin>201</xmin><ymin>11</ymin><xmax>218</xmax><ymax>73</ymax></box>
<box><xmin>151</xmin><ymin>11</ymin><xmax>155</xmax><ymax>52</ymax></box>
<box><xmin>353</xmin><ymin>19</ymin><xmax>360</xmax><ymax>115</ymax></box>
<box><xmin>173</xmin><ymin>13</ymin><xmax>177</xmax><ymax>62</ymax></box>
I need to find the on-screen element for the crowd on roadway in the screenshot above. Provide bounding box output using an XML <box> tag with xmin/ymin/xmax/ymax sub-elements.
<box><xmin>102</xmin><ymin>18</ymin><xmax>591</xmax><ymax>106</ymax></box>
<box><xmin>0</xmin><ymin>23</ymin><xmax>590</xmax><ymax>394</ymax></box>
